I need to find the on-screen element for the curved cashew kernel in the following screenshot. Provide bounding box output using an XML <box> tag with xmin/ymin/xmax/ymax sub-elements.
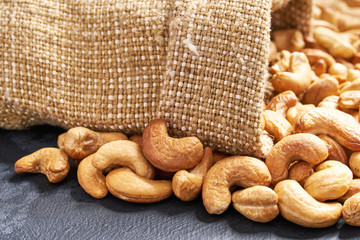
<box><xmin>271</xmin><ymin>52</ymin><xmax>312</xmax><ymax>95</ymax></box>
<box><xmin>265</xmin><ymin>133</ymin><xmax>328</xmax><ymax>185</ymax></box>
<box><xmin>274</xmin><ymin>180</ymin><xmax>342</xmax><ymax>228</ymax></box>
<box><xmin>262</xmin><ymin>110</ymin><xmax>293</xmax><ymax>141</ymax></box>
<box><xmin>212</xmin><ymin>152</ymin><xmax>228</xmax><ymax>164</ymax></box>
<box><xmin>329</xmin><ymin>63</ymin><xmax>348</xmax><ymax>79</ymax></box>
<box><xmin>313</xmin><ymin>27</ymin><xmax>356</xmax><ymax>59</ymax></box>
<box><xmin>232</xmin><ymin>186</ymin><xmax>279</xmax><ymax>223</ymax></box>
<box><xmin>318</xmin><ymin>135</ymin><xmax>348</xmax><ymax>165</ymax></box>
<box><xmin>269</xmin><ymin>50</ymin><xmax>291</xmax><ymax>74</ymax></box>
<box><xmin>142</xmin><ymin>119</ymin><xmax>204</xmax><ymax>172</ymax></box>
<box><xmin>339</xmin><ymin>90</ymin><xmax>360</xmax><ymax>109</ymax></box>
<box><xmin>92</xmin><ymin>140</ymin><xmax>155</xmax><ymax>179</ymax></box>
<box><xmin>273</xmin><ymin>29</ymin><xmax>305</xmax><ymax>52</ymax></box>
<box><xmin>338</xmin><ymin>179</ymin><xmax>360</xmax><ymax>203</ymax></box>
<box><xmin>77</xmin><ymin>154</ymin><xmax>107</xmax><ymax>199</ymax></box>
<box><xmin>304</xmin><ymin>160</ymin><xmax>353</xmax><ymax>202</ymax></box>
<box><xmin>317</xmin><ymin>95</ymin><xmax>339</xmax><ymax>109</ymax></box>
<box><xmin>288</xmin><ymin>161</ymin><xmax>314</xmax><ymax>186</ymax></box>
<box><xmin>301</xmin><ymin>48</ymin><xmax>336</xmax><ymax>67</ymax></box>
<box><xmin>202</xmin><ymin>156</ymin><xmax>271</xmax><ymax>214</ymax></box>
<box><xmin>14</xmin><ymin>148</ymin><xmax>70</xmax><ymax>183</ymax></box>
<box><xmin>302</xmin><ymin>77</ymin><xmax>339</xmax><ymax>106</ymax></box>
<box><xmin>286</xmin><ymin>103</ymin><xmax>315</xmax><ymax>126</ymax></box>
<box><xmin>340</xmin><ymin>79</ymin><xmax>360</xmax><ymax>93</ymax></box>
<box><xmin>294</xmin><ymin>107</ymin><xmax>360</xmax><ymax>151</ymax></box>
<box><xmin>57</xmin><ymin>133</ymin><xmax>66</xmax><ymax>149</ymax></box>
<box><xmin>311</xmin><ymin>59</ymin><xmax>327</xmax><ymax>77</ymax></box>
<box><xmin>172</xmin><ymin>147</ymin><xmax>213</xmax><ymax>201</ymax></box>
<box><xmin>129</xmin><ymin>135</ymin><xmax>143</xmax><ymax>148</ymax></box>
<box><xmin>266</xmin><ymin>90</ymin><xmax>298</xmax><ymax>117</ymax></box>
<box><xmin>350</xmin><ymin>152</ymin><xmax>360</xmax><ymax>177</ymax></box>
<box><xmin>106</xmin><ymin>167</ymin><xmax>172</xmax><ymax>203</ymax></box>
<box><xmin>347</xmin><ymin>69</ymin><xmax>360</xmax><ymax>82</ymax></box>
<box><xmin>342</xmin><ymin>193</ymin><xmax>360</xmax><ymax>226</ymax></box>
<box><xmin>63</xmin><ymin>127</ymin><xmax>128</xmax><ymax>160</ymax></box>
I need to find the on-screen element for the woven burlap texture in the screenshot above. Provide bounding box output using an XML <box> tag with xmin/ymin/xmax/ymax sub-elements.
<box><xmin>0</xmin><ymin>0</ymin><xmax>312</xmax><ymax>158</ymax></box>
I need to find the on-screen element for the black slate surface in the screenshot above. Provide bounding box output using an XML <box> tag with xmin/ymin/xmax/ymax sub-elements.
<box><xmin>1</xmin><ymin>125</ymin><xmax>360</xmax><ymax>240</ymax></box>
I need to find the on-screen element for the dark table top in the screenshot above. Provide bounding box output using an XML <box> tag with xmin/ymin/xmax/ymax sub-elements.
<box><xmin>1</xmin><ymin>125</ymin><xmax>360</xmax><ymax>240</ymax></box>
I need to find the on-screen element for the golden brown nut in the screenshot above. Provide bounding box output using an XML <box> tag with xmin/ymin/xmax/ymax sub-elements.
<box><xmin>339</xmin><ymin>90</ymin><xmax>360</xmax><ymax>109</ymax></box>
<box><xmin>338</xmin><ymin>179</ymin><xmax>360</xmax><ymax>203</ymax></box>
<box><xmin>288</xmin><ymin>161</ymin><xmax>314</xmax><ymax>186</ymax></box>
<box><xmin>232</xmin><ymin>186</ymin><xmax>279</xmax><ymax>223</ymax></box>
<box><xmin>266</xmin><ymin>90</ymin><xmax>298</xmax><ymax>117</ymax></box>
<box><xmin>275</xmin><ymin>180</ymin><xmax>342</xmax><ymax>228</ymax></box>
<box><xmin>77</xmin><ymin>154</ymin><xmax>107</xmax><ymax>199</ymax></box>
<box><xmin>329</xmin><ymin>63</ymin><xmax>348</xmax><ymax>79</ymax></box>
<box><xmin>317</xmin><ymin>95</ymin><xmax>339</xmax><ymax>109</ymax></box>
<box><xmin>342</xmin><ymin>193</ymin><xmax>360</xmax><ymax>226</ymax></box>
<box><xmin>57</xmin><ymin>132</ymin><xmax>66</xmax><ymax>149</ymax></box>
<box><xmin>202</xmin><ymin>156</ymin><xmax>271</xmax><ymax>214</ymax></box>
<box><xmin>350</xmin><ymin>152</ymin><xmax>360</xmax><ymax>177</ymax></box>
<box><xmin>286</xmin><ymin>103</ymin><xmax>315</xmax><ymax>126</ymax></box>
<box><xmin>318</xmin><ymin>135</ymin><xmax>348</xmax><ymax>165</ymax></box>
<box><xmin>262</xmin><ymin>110</ymin><xmax>293</xmax><ymax>141</ymax></box>
<box><xmin>142</xmin><ymin>119</ymin><xmax>204</xmax><ymax>172</ymax></box>
<box><xmin>302</xmin><ymin>76</ymin><xmax>339</xmax><ymax>106</ymax></box>
<box><xmin>311</xmin><ymin>59</ymin><xmax>327</xmax><ymax>77</ymax></box>
<box><xmin>106</xmin><ymin>168</ymin><xmax>173</xmax><ymax>203</ymax></box>
<box><xmin>301</xmin><ymin>48</ymin><xmax>336</xmax><ymax>67</ymax></box>
<box><xmin>212</xmin><ymin>152</ymin><xmax>228</xmax><ymax>164</ymax></box>
<box><xmin>273</xmin><ymin>29</ymin><xmax>305</xmax><ymax>52</ymax></box>
<box><xmin>270</xmin><ymin>50</ymin><xmax>291</xmax><ymax>74</ymax></box>
<box><xmin>14</xmin><ymin>148</ymin><xmax>70</xmax><ymax>183</ymax></box>
<box><xmin>341</xmin><ymin>79</ymin><xmax>360</xmax><ymax>93</ymax></box>
<box><xmin>347</xmin><ymin>69</ymin><xmax>360</xmax><ymax>82</ymax></box>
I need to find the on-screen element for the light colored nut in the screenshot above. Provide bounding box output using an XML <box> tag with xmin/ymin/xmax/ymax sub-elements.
<box><xmin>347</xmin><ymin>69</ymin><xmax>360</xmax><ymax>82</ymax></box>
<box><xmin>302</xmin><ymin>76</ymin><xmax>339</xmax><ymax>106</ymax></box>
<box><xmin>318</xmin><ymin>135</ymin><xmax>348</xmax><ymax>165</ymax></box>
<box><xmin>350</xmin><ymin>152</ymin><xmax>360</xmax><ymax>177</ymax></box>
<box><xmin>311</xmin><ymin>59</ymin><xmax>327</xmax><ymax>77</ymax></box>
<box><xmin>266</xmin><ymin>90</ymin><xmax>298</xmax><ymax>117</ymax></box>
<box><xmin>77</xmin><ymin>154</ymin><xmax>107</xmax><ymax>199</ymax></box>
<box><xmin>57</xmin><ymin>133</ymin><xmax>66</xmax><ymax>149</ymax></box>
<box><xmin>317</xmin><ymin>95</ymin><xmax>339</xmax><ymax>109</ymax></box>
<box><xmin>270</xmin><ymin>50</ymin><xmax>291</xmax><ymax>74</ymax></box>
<box><xmin>274</xmin><ymin>180</ymin><xmax>342</xmax><ymax>228</ymax></box>
<box><xmin>304</xmin><ymin>160</ymin><xmax>353</xmax><ymax>202</ymax></box>
<box><xmin>294</xmin><ymin>107</ymin><xmax>360</xmax><ymax>151</ymax></box>
<box><xmin>312</xmin><ymin>19</ymin><xmax>339</xmax><ymax>32</ymax></box>
<box><xmin>286</xmin><ymin>103</ymin><xmax>315</xmax><ymax>126</ymax></box>
<box><xmin>338</xmin><ymin>179</ymin><xmax>360</xmax><ymax>203</ymax></box>
<box><xmin>273</xmin><ymin>29</ymin><xmax>305</xmax><ymax>52</ymax></box>
<box><xmin>14</xmin><ymin>148</ymin><xmax>70</xmax><ymax>183</ymax></box>
<box><xmin>313</xmin><ymin>27</ymin><xmax>356</xmax><ymax>58</ymax></box>
<box><xmin>329</xmin><ymin>63</ymin><xmax>348</xmax><ymax>79</ymax></box>
<box><xmin>265</xmin><ymin>133</ymin><xmax>328</xmax><ymax>185</ymax></box>
<box><xmin>202</xmin><ymin>156</ymin><xmax>271</xmax><ymax>214</ymax></box>
<box><xmin>106</xmin><ymin>168</ymin><xmax>172</xmax><ymax>203</ymax></box>
<box><xmin>271</xmin><ymin>52</ymin><xmax>312</xmax><ymax>95</ymax></box>
<box><xmin>212</xmin><ymin>152</ymin><xmax>228</xmax><ymax>164</ymax></box>
<box><xmin>63</xmin><ymin>127</ymin><xmax>128</xmax><ymax>160</ymax></box>
<box><xmin>288</xmin><ymin>161</ymin><xmax>314</xmax><ymax>186</ymax></box>
<box><xmin>339</xmin><ymin>90</ymin><xmax>360</xmax><ymax>109</ymax></box>
<box><xmin>301</xmin><ymin>48</ymin><xmax>336</xmax><ymax>66</ymax></box>
<box><xmin>92</xmin><ymin>140</ymin><xmax>155</xmax><ymax>179</ymax></box>
<box><xmin>342</xmin><ymin>193</ymin><xmax>360</xmax><ymax>226</ymax></box>
<box><xmin>262</xmin><ymin>110</ymin><xmax>293</xmax><ymax>141</ymax></box>
<box><xmin>340</xmin><ymin>78</ymin><xmax>360</xmax><ymax>93</ymax></box>
<box><xmin>232</xmin><ymin>186</ymin><xmax>279</xmax><ymax>223</ymax></box>
<box><xmin>172</xmin><ymin>147</ymin><xmax>213</xmax><ymax>201</ymax></box>
<box><xmin>142</xmin><ymin>119</ymin><xmax>203</xmax><ymax>172</ymax></box>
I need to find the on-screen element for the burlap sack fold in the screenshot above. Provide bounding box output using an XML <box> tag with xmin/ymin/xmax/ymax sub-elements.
<box><xmin>0</xmin><ymin>0</ymin><xmax>312</xmax><ymax>158</ymax></box>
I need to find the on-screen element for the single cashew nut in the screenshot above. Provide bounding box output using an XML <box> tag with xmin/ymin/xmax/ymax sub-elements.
<box><xmin>92</xmin><ymin>140</ymin><xmax>155</xmax><ymax>179</ymax></box>
<box><xmin>350</xmin><ymin>152</ymin><xmax>360</xmax><ymax>177</ymax></box>
<box><xmin>266</xmin><ymin>90</ymin><xmax>298</xmax><ymax>117</ymax></box>
<box><xmin>304</xmin><ymin>160</ymin><xmax>353</xmax><ymax>202</ymax></box>
<box><xmin>329</xmin><ymin>63</ymin><xmax>348</xmax><ymax>79</ymax></box>
<box><xmin>301</xmin><ymin>48</ymin><xmax>336</xmax><ymax>67</ymax></box>
<box><xmin>318</xmin><ymin>135</ymin><xmax>348</xmax><ymax>165</ymax></box>
<box><xmin>57</xmin><ymin>132</ymin><xmax>66</xmax><ymax>149</ymax></box>
<box><xmin>339</xmin><ymin>90</ymin><xmax>360</xmax><ymax>109</ymax></box>
<box><xmin>202</xmin><ymin>156</ymin><xmax>271</xmax><ymax>214</ymax></box>
<box><xmin>269</xmin><ymin>50</ymin><xmax>291</xmax><ymax>74</ymax></box>
<box><xmin>288</xmin><ymin>161</ymin><xmax>314</xmax><ymax>186</ymax></box>
<box><xmin>63</xmin><ymin>127</ymin><xmax>128</xmax><ymax>160</ymax></box>
<box><xmin>311</xmin><ymin>59</ymin><xmax>327</xmax><ymax>77</ymax></box>
<box><xmin>286</xmin><ymin>103</ymin><xmax>315</xmax><ymax>126</ymax></box>
<box><xmin>317</xmin><ymin>95</ymin><xmax>339</xmax><ymax>109</ymax></box>
<box><xmin>77</xmin><ymin>154</ymin><xmax>107</xmax><ymax>199</ymax></box>
<box><xmin>106</xmin><ymin>167</ymin><xmax>172</xmax><ymax>203</ymax></box>
<box><xmin>262</xmin><ymin>110</ymin><xmax>293</xmax><ymax>141</ymax></box>
<box><xmin>14</xmin><ymin>148</ymin><xmax>70</xmax><ymax>183</ymax></box>
<box><xmin>347</xmin><ymin>69</ymin><xmax>360</xmax><ymax>82</ymax></box>
<box><xmin>294</xmin><ymin>107</ymin><xmax>360</xmax><ymax>151</ymax></box>
<box><xmin>273</xmin><ymin>29</ymin><xmax>305</xmax><ymax>52</ymax></box>
<box><xmin>265</xmin><ymin>133</ymin><xmax>328</xmax><ymax>185</ymax></box>
<box><xmin>341</xmin><ymin>79</ymin><xmax>360</xmax><ymax>93</ymax></box>
<box><xmin>302</xmin><ymin>76</ymin><xmax>339</xmax><ymax>106</ymax></box>
<box><xmin>338</xmin><ymin>179</ymin><xmax>360</xmax><ymax>203</ymax></box>
<box><xmin>172</xmin><ymin>147</ymin><xmax>213</xmax><ymax>201</ymax></box>
<box><xmin>142</xmin><ymin>119</ymin><xmax>204</xmax><ymax>172</ymax></box>
<box><xmin>275</xmin><ymin>180</ymin><xmax>342</xmax><ymax>228</ymax></box>
<box><xmin>342</xmin><ymin>193</ymin><xmax>360</xmax><ymax>226</ymax></box>
<box><xmin>232</xmin><ymin>186</ymin><xmax>279</xmax><ymax>223</ymax></box>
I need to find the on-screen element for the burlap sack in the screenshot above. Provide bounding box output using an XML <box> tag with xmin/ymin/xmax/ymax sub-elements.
<box><xmin>0</xmin><ymin>0</ymin><xmax>312</xmax><ymax>158</ymax></box>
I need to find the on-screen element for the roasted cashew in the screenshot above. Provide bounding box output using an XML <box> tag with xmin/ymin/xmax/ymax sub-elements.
<box><xmin>265</xmin><ymin>133</ymin><xmax>328</xmax><ymax>185</ymax></box>
<box><xmin>273</xmin><ymin>29</ymin><xmax>305</xmax><ymax>52</ymax></box>
<box><xmin>338</xmin><ymin>179</ymin><xmax>360</xmax><ymax>203</ymax></box>
<box><xmin>288</xmin><ymin>161</ymin><xmax>314</xmax><ymax>186</ymax></box>
<box><xmin>14</xmin><ymin>148</ymin><xmax>70</xmax><ymax>183</ymax></box>
<box><xmin>347</xmin><ymin>69</ymin><xmax>360</xmax><ymax>82</ymax></box>
<box><xmin>318</xmin><ymin>135</ymin><xmax>348</xmax><ymax>165</ymax></box>
<box><xmin>269</xmin><ymin>50</ymin><xmax>291</xmax><ymax>74</ymax></box>
<box><xmin>262</xmin><ymin>110</ymin><xmax>293</xmax><ymax>141</ymax></box>
<box><xmin>271</xmin><ymin>52</ymin><xmax>312</xmax><ymax>95</ymax></box>
<box><xmin>304</xmin><ymin>160</ymin><xmax>353</xmax><ymax>202</ymax></box>
<box><xmin>202</xmin><ymin>156</ymin><xmax>271</xmax><ymax>214</ymax></box>
<box><xmin>301</xmin><ymin>48</ymin><xmax>336</xmax><ymax>67</ymax></box>
<box><xmin>340</xmin><ymin>79</ymin><xmax>360</xmax><ymax>93</ymax></box>
<box><xmin>57</xmin><ymin>132</ymin><xmax>66</xmax><ymax>149</ymax></box>
<box><xmin>329</xmin><ymin>63</ymin><xmax>348</xmax><ymax>79</ymax></box>
<box><xmin>172</xmin><ymin>147</ymin><xmax>213</xmax><ymax>201</ymax></box>
<box><xmin>142</xmin><ymin>119</ymin><xmax>203</xmax><ymax>172</ymax></box>
<box><xmin>302</xmin><ymin>76</ymin><xmax>339</xmax><ymax>106</ymax></box>
<box><xmin>275</xmin><ymin>180</ymin><xmax>342</xmax><ymax>228</ymax></box>
<box><xmin>311</xmin><ymin>59</ymin><xmax>327</xmax><ymax>77</ymax></box>
<box><xmin>286</xmin><ymin>103</ymin><xmax>315</xmax><ymax>126</ymax></box>
<box><xmin>106</xmin><ymin>167</ymin><xmax>172</xmax><ymax>203</ymax></box>
<box><xmin>266</xmin><ymin>90</ymin><xmax>298</xmax><ymax>117</ymax></box>
<box><xmin>339</xmin><ymin>90</ymin><xmax>360</xmax><ymax>109</ymax></box>
<box><xmin>350</xmin><ymin>152</ymin><xmax>360</xmax><ymax>177</ymax></box>
<box><xmin>317</xmin><ymin>95</ymin><xmax>339</xmax><ymax>109</ymax></box>
<box><xmin>63</xmin><ymin>127</ymin><xmax>128</xmax><ymax>160</ymax></box>
<box><xmin>342</xmin><ymin>193</ymin><xmax>360</xmax><ymax>226</ymax></box>
<box><xmin>294</xmin><ymin>107</ymin><xmax>360</xmax><ymax>151</ymax></box>
<box><xmin>77</xmin><ymin>154</ymin><xmax>107</xmax><ymax>199</ymax></box>
<box><xmin>232</xmin><ymin>186</ymin><xmax>279</xmax><ymax>223</ymax></box>
<box><xmin>92</xmin><ymin>140</ymin><xmax>155</xmax><ymax>179</ymax></box>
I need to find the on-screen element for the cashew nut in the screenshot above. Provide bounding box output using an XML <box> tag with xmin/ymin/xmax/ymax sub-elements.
<box><xmin>14</xmin><ymin>148</ymin><xmax>70</xmax><ymax>183</ymax></box>
<box><xmin>347</xmin><ymin>69</ymin><xmax>360</xmax><ymax>82</ymax></box>
<box><xmin>302</xmin><ymin>75</ymin><xmax>339</xmax><ymax>106</ymax></box>
<box><xmin>329</xmin><ymin>63</ymin><xmax>348</xmax><ymax>79</ymax></box>
<box><xmin>338</xmin><ymin>179</ymin><xmax>360</xmax><ymax>203</ymax></box>
<box><xmin>288</xmin><ymin>161</ymin><xmax>314</xmax><ymax>186</ymax></box>
<box><xmin>77</xmin><ymin>154</ymin><xmax>107</xmax><ymax>199</ymax></box>
<box><xmin>340</xmin><ymin>79</ymin><xmax>360</xmax><ymax>93</ymax></box>
<box><xmin>294</xmin><ymin>107</ymin><xmax>360</xmax><ymax>151</ymax></box>
<box><xmin>318</xmin><ymin>135</ymin><xmax>348</xmax><ymax>165</ymax></box>
<box><xmin>142</xmin><ymin>119</ymin><xmax>204</xmax><ymax>172</ymax></box>
<box><xmin>92</xmin><ymin>140</ymin><xmax>155</xmax><ymax>179</ymax></box>
<box><xmin>57</xmin><ymin>132</ymin><xmax>66</xmax><ymax>149</ymax></box>
<box><xmin>274</xmin><ymin>180</ymin><xmax>342</xmax><ymax>228</ymax></box>
<box><xmin>342</xmin><ymin>192</ymin><xmax>360</xmax><ymax>226</ymax></box>
<box><xmin>317</xmin><ymin>95</ymin><xmax>339</xmax><ymax>109</ymax></box>
<box><xmin>232</xmin><ymin>186</ymin><xmax>279</xmax><ymax>223</ymax></box>
<box><xmin>270</xmin><ymin>50</ymin><xmax>291</xmax><ymax>74</ymax></box>
<box><xmin>304</xmin><ymin>160</ymin><xmax>353</xmax><ymax>202</ymax></box>
<box><xmin>286</xmin><ymin>103</ymin><xmax>315</xmax><ymax>126</ymax></box>
<box><xmin>272</xmin><ymin>29</ymin><xmax>305</xmax><ymax>52</ymax></box>
<box><xmin>265</xmin><ymin>133</ymin><xmax>328</xmax><ymax>185</ymax></box>
<box><xmin>301</xmin><ymin>48</ymin><xmax>336</xmax><ymax>67</ymax></box>
<box><xmin>262</xmin><ymin>110</ymin><xmax>293</xmax><ymax>141</ymax></box>
<box><xmin>202</xmin><ymin>156</ymin><xmax>271</xmax><ymax>214</ymax></box>
<box><xmin>172</xmin><ymin>147</ymin><xmax>213</xmax><ymax>201</ymax></box>
<box><xmin>266</xmin><ymin>90</ymin><xmax>298</xmax><ymax>117</ymax></box>
<box><xmin>339</xmin><ymin>90</ymin><xmax>360</xmax><ymax>109</ymax></box>
<box><xmin>63</xmin><ymin>127</ymin><xmax>128</xmax><ymax>160</ymax></box>
<box><xmin>212</xmin><ymin>152</ymin><xmax>228</xmax><ymax>164</ymax></box>
<box><xmin>350</xmin><ymin>152</ymin><xmax>360</xmax><ymax>177</ymax></box>
<box><xmin>106</xmin><ymin>167</ymin><xmax>173</xmax><ymax>203</ymax></box>
<box><xmin>311</xmin><ymin>59</ymin><xmax>327</xmax><ymax>77</ymax></box>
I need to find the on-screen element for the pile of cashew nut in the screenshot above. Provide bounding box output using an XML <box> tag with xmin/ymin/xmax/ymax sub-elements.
<box><xmin>13</xmin><ymin>1</ymin><xmax>360</xmax><ymax>229</ymax></box>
